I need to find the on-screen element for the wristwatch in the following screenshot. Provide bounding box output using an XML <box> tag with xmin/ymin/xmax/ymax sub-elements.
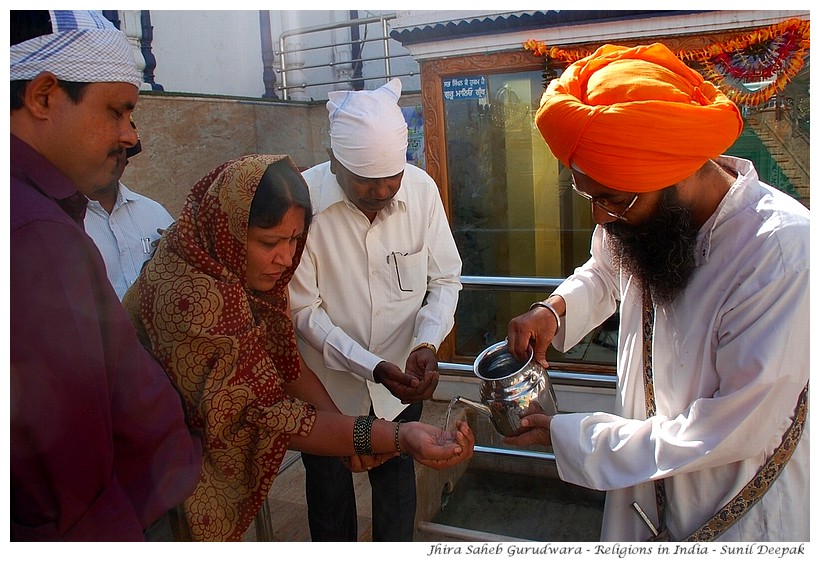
<box><xmin>410</xmin><ymin>342</ymin><xmax>437</xmax><ymax>354</ymax></box>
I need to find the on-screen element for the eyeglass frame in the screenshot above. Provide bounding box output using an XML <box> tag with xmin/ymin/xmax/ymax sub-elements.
<box><xmin>571</xmin><ymin>184</ymin><xmax>639</xmax><ymax>221</ymax></box>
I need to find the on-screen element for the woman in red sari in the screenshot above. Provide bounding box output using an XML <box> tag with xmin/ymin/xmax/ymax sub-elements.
<box><xmin>124</xmin><ymin>154</ymin><xmax>473</xmax><ymax>540</ymax></box>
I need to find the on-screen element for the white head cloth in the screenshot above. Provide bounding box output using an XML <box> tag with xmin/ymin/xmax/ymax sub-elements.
<box><xmin>10</xmin><ymin>10</ymin><xmax>142</xmax><ymax>88</ymax></box>
<box><xmin>328</xmin><ymin>78</ymin><xmax>408</xmax><ymax>178</ymax></box>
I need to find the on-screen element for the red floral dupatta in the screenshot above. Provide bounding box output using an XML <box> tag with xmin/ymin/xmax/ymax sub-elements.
<box><xmin>124</xmin><ymin>155</ymin><xmax>316</xmax><ymax>540</ymax></box>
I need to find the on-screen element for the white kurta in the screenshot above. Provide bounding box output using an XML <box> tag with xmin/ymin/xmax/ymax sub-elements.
<box><xmin>85</xmin><ymin>183</ymin><xmax>174</xmax><ymax>299</ymax></box>
<box><xmin>550</xmin><ymin>157</ymin><xmax>809</xmax><ymax>541</ymax></box>
<box><xmin>289</xmin><ymin>162</ymin><xmax>462</xmax><ymax>420</ymax></box>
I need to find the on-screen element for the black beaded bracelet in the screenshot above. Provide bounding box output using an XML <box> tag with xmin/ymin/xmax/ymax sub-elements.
<box><xmin>353</xmin><ymin>415</ymin><xmax>376</xmax><ymax>456</ymax></box>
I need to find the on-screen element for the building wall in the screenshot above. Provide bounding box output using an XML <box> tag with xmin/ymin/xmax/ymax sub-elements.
<box><xmin>124</xmin><ymin>91</ymin><xmax>422</xmax><ymax>218</ymax></box>
<box><xmin>143</xmin><ymin>10</ymin><xmax>420</xmax><ymax>101</ymax></box>
<box><xmin>124</xmin><ymin>93</ymin><xmax>326</xmax><ymax>218</ymax></box>
<box><xmin>150</xmin><ymin>11</ymin><xmax>265</xmax><ymax>98</ymax></box>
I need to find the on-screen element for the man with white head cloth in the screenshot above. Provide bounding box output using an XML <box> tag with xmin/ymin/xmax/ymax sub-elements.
<box><xmin>290</xmin><ymin>78</ymin><xmax>462</xmax><ymax>541</ymax></box>
<box><xmin>11</xmin><ymin>10</ymin><xmax>201</xmax><ymax>541</ymax></box>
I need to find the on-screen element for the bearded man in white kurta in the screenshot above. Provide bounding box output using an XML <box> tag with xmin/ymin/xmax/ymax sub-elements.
<box><xmin>505</xmin><ymin>43</ymin><xmax>809</xmax><ymax>542</ymax></box>
<box><xmin>289</xmin><ymin>78</ymin><xmax>462</xmax><ymax>541</ymax></box>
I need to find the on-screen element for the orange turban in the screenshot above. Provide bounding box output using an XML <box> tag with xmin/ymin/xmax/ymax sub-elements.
<box><xmin>535</xmin><ymin>43</ymin><xmax>743</xmax><ymax>192</ymax></box>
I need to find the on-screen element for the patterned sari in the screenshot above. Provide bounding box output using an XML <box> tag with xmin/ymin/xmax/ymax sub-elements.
<box><xmin>124</xmin><ymin>155</ymin><xmax>316</xmax><ymax>540</ymax></box>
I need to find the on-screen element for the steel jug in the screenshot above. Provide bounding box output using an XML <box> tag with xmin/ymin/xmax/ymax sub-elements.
<box><xmin>454</xmin><ymin>340</ymin><xmax>558</xmax><ymax>437</ymax></box>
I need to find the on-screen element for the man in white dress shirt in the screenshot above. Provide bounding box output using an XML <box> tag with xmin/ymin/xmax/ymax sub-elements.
<box><xmin>85</xmin><ymin>121</ymin><xmax>174</xmax><ymax>299</ymax></box>
<box><xmin>505</xmin><ymin>43</ymin><xmax>809</xmax><ymax>542</ymax></box>
<box><xmin>289</xmin><ymin>78</ymin><xmax>462</xmax><ymax>541</ymax></box>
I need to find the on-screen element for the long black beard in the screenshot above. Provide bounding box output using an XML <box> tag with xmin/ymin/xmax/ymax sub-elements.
<box><xmin>604</xmin><ymin>187</ymin><xmax>700</xmax><ymax>305</ymax></box>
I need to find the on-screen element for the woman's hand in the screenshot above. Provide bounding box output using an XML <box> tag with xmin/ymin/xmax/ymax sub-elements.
<box><xmin>340</xmin><ymin>452</ymin><xmax>399</xmax><ymax>473</ymax></box>
<box><xmin>399</xmin><ymin>420</ymin><xmax>475</xmax><ymax>469</ymax></box>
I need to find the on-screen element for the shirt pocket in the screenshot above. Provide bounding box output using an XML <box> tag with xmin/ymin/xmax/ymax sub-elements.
<box><xmin>388</xmin><ymin>249</ymin><xmax>426</xmax><ymax>300</ymax></box>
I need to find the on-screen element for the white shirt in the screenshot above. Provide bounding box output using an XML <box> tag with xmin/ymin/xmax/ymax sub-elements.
<box><xmin>85</xmin><ymin>183</ymin><xmax>174</xmax><ymax>299</ymax></box>
<box><xmin>550</xmin><ymin>156</ymin><xmax>810</xmax><ymax>541</ymax></box>
<box><xmin>289</xmin><ymin>162</ymin><xmax>462</xmax><ymax>420</ymax></box>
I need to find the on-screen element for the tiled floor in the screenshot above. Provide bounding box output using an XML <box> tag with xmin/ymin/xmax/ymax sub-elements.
<box><xmin>241</xmin><ymin>451</ymin><xmax>374</xmax><ymax>542</ymax></box>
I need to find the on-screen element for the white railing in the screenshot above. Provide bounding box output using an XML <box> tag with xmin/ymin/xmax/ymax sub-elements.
<box><xmin>276</xmin><ymin>13</ymin><xmax>419</xmax><ymax>100</ymax></box>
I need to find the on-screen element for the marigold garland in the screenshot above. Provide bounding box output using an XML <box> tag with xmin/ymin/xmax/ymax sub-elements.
<box><xmin>524</xmin><ymin>18</ymin><xmax>809</xmax><ymax>108</ymax></box>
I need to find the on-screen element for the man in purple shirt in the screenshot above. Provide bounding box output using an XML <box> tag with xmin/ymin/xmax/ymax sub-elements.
<box><xmin>10</xmin><ymin>10</ymin><xmax>201</xmax><ymax>541</ymax></box>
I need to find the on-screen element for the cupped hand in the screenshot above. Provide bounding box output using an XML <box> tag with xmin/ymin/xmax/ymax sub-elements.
<box><xmin>400</xmin><ymin>420</ymin><xmax>475</xmax><ymax>470</ymax></box>
<box><xmin>375</xmin><ymin>361</ymin><xmax>438</xmax><ymax>403</ymax></box>
<box><xmin>403</xmin><ymin>348</ymin><xmax>440</xmax><ymax>401</ymax></box>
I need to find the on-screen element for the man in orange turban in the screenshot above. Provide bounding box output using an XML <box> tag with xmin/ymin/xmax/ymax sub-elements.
<box><xmin>536</xmin><ymin>43</ymin><xmax>743</xmax><ymax>193</ymax></box>
<box><xmin>505</xmin><ymin>43</ymin><xmax>809</xmax><ymax>542</ymax></box>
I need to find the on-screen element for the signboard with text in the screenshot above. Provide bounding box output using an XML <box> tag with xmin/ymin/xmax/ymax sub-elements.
<box><xmin>443</xmin><ymin>75</ymin><xmax>488</xmax><ymax>102</ymax></box>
